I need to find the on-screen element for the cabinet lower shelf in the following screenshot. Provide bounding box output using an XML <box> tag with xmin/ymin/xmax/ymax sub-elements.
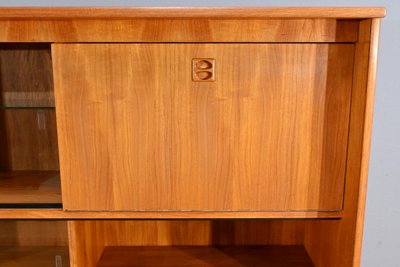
<box><xmin>97</xmin><ymin>246</ymin><xmax>314</xmax><ymax>267</ymax></box>
<box><xmin>0</xmin><ymin>171</ymin><xmax>61</xmax><ymax>208</ymax></box>
<box><xmin>0</xmin><ymin>246</ymin><xmax>69</xmax><ymax>267</ymax></box>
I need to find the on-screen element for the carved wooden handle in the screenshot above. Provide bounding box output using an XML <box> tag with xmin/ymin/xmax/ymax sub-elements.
<box><xmin>192</xmin><ymin>58</ymin><xmax>215</xmax><ymax>82</ymax></box>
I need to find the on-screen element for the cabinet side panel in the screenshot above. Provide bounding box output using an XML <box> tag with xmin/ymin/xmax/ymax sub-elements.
<box><xmin>304</xmin><ymin>19</ymin><xmax>381</xmax><ymax>267</ymax></box>
<box><xmin>352</xmin><ymin>18</ymin><xmax>381</xmax><ymax>266</ymax></box>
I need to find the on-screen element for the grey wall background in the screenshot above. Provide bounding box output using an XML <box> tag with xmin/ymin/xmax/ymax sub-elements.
<box><xmin>1</xmin><ymin>0</ymin><xmax>398</xmax><ymax>266</ymax></box>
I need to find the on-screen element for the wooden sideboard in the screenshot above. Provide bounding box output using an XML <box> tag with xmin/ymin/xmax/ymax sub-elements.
<box><xmin>0</xmin><ymin>7</ymin><xmax>385</xmax><ymax>267</ymax></box>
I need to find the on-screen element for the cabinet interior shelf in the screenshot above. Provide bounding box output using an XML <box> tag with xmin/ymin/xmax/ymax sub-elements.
<box><xmin>0</xmin><ymin>246</ymin><xmax>69</xmax><ymax>267</ymax></box>
<box><xmin>0</xmin><ymin>171</ymin><xmax>62</xmax><ymax>208</ymax></box>
<box><xmin>97</xmin><ymin>246</ymin><xmax>314</xmax><ymax>267</ymax></box>
<box><xmin>0</xmin><ymin>106</ymin><xmax>55</xmax><ymax>110</ymax></box>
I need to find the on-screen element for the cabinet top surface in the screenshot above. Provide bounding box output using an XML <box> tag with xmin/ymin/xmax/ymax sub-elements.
<box><xmin>0</xmin><ymin>7</ymin><xmax>386</xmax><ymax>19</ymax></box>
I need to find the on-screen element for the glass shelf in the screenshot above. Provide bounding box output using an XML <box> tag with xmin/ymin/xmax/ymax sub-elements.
<box><xmin>0</xmin><ymin>106</ymin><xmax>55</xmax><ymax>110</ymax></box>
<box><xmin>0</xmin><ymin>91</ymin><xmax>55</xmax><ymax>109</ymax></box>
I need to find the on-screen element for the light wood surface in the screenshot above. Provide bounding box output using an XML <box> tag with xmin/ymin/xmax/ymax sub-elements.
<box><xmin>0</xmin><ymin>109</ymin><xmax>59</xmax><ymax>171</ymax></box>
<box><xmin>71</xmin><ymin>220</ymin><xmax>305</xmax><ymax>246</ymax></box>
<box><xmin>0</xmin><ymin>9</ymin><xmax>384</xmax><ymax>267</ymax></box>
<box><xmin>68</xmin><ymin>220</ymin><xmax>306</xmax><ymax>267</ymax></box>
<box><xmin>97</xmin><ymin>246</ymin><xmax>314</xmax><ymax>267</ymax></box>
<box><xmin>53</xmin><ymin>43</ymin><xmax>353</xmax><ymax>212</ymax></box>
<box><xmin>0</xmin><ymin>246</ymin><xmax>69</xmax><ymax>267</ymax></box>
<box><xmin>303</xmin><ymin>19</ymin><xmax>381</xmax><ymax>267</ymax></box>
<box><xmin>352</xmin><ymin>18</ymin><xmax>381</xmax><ymax>267</ymax></box>
<box><xmin>0</xmin><ymin>44</ymin><xmax>54</xmax><ymax>108</ymax></box>
<box><xmin>0</xmin><ymin>19</ymin><xmax>358</xmax><ymax>43</ymax></box>
<box><xmin>0</xmin><ymin>171</ymin><xmax>61</xmax><ymax>204</ymax></box>
<box><xmin>0</xmin><ymin>209</ymin><xmax>342</xmax><ymax>219</ymax></box>
<box><xmin>0</xmin><ymin>220</ymin><xmax>68</xmax><ymax>246</ymax></box>
<box><xmin>0</xmin><ymin>7</ymin><xmax>386</xmax><ymax>18</ymax></box>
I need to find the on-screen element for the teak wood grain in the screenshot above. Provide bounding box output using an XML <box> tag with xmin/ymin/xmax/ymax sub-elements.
<box><xmin>0</xmin><ymin>246</ymin><xmax>69</xmax><ymax>267</ymax></box>
<box><xmin>0</xmin><ymin>8</ymin><xmax>385</xmax><ymax>267</ymax></box>
<box><xmin>96</xmin><ymin>246</ymin><xmax>314</xmax><ymax>267</ymax></box>
<box><xmin>68</xmin><ymin>220</ymin><xmax>306</xmax><ymax>267</ymax></box>
<box><xmin>53</xmin><ymin>43</ymin><xmax>354</xmax><ymax>212</ymax></box>
<box><xmin>0</xmin><ymin>44</ymin><xmax>54</xmax><ymax>108</ymax></box>
<box><xmin>0</xmin><ymin>19</ymin><xmax>358</xmax><ymax>43</ymax></box>
<box><xmin>0</xmin><ymin>220</ymin><xmax>68</xmax><ymax>246</ymax></box>
<box><xmin>0</xmin><ymin>171</ymin><xmax>61</xmax><ymax>204</ymax></box>
<box><xmin>0</xmin><ymin>7</ymin><xmax>386</xmax><ymax>18</ymax></box>
<box><xmin>0</xmin><ymin>109</ymin><xmax>59</xmax><ymax>171</ymax></box>
<box><xmin>352</xmin><ymin>18</ymin><xmax>381</xmax><ymax>267</ymax></box>
<box><xmin>0</xmin><ymin>209</ymin><xmax>342</xmax><ymax>219</ymax></box>
<box><xmin>303</xmin><ymin>19</ymin><xmax>382</xmax><ymax>267</ymax></box>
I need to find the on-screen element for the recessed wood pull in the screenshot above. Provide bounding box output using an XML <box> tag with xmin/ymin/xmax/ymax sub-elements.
<box><xmin>196</xmin><ymin>60</ymin><xmax>213</xmax><ymax>69</ymax></box>
<box><xmin>192</xmin><ymin>58</ymin><xmax>215</xmax><ymax>82</ymax></box>
<box><xmin>196</xmin><ymin>71</ymin><xmax>213</xmax><ymax>80</ymax></box>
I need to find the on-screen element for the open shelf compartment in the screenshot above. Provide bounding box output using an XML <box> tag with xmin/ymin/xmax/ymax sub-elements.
<box><xmin>0</xmin><ymin>220</ymin><xmax>69</xmax><ymax>267</ymax></box>
<box><xmin>0</xmin><ymin>43</ymin><xmax>61</xmax><ymax>209</ymax></box>
<box><xmin>69</xmin><ymin>219</ymin><xmax>321</xmax><ymax>267</ymax></box>
<box><xmin>97</xmin><ymin>245</ymin><xmax>314</xmax><ymax>267</ymax></box>
<box><xmin>0</xmin><ymin>171</ymin><xmax>61</xmax><ymax>208</ymax></box>
<box><xmin>0</xmin><ymin>246</ymin><xmax>69</xmax><ymax>267</ymax></box>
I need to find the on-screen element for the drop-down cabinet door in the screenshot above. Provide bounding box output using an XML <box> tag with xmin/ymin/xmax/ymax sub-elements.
<box><xmin>52</xmin><ymin>43</ymin><xmax>354</xmax><ymax>212</ymax></box>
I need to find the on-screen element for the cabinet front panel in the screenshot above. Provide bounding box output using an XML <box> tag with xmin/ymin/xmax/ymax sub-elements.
<box><xmin>52</xmin><ymin>43</ymin><xmax>354</xmax><ymax>211</ymax></box>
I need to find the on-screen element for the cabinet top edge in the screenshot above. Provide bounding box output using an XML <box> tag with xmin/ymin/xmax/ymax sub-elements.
<box><xmin>0</xmin><ymin>7</ymin><xmax>386</xmax><ymax>19</ymax></box>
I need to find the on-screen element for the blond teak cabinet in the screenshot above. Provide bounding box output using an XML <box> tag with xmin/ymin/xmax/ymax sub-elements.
<box><xmin>0</xmin><ymin>7</ymin><xmax>385</xmax><ymax>267</ymax></box>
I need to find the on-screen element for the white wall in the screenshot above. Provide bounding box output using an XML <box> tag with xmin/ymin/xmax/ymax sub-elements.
<box><xmin>1</xmin><ymin>1</ymin><xmax>398</xmax><ymax>266</ymax></box>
